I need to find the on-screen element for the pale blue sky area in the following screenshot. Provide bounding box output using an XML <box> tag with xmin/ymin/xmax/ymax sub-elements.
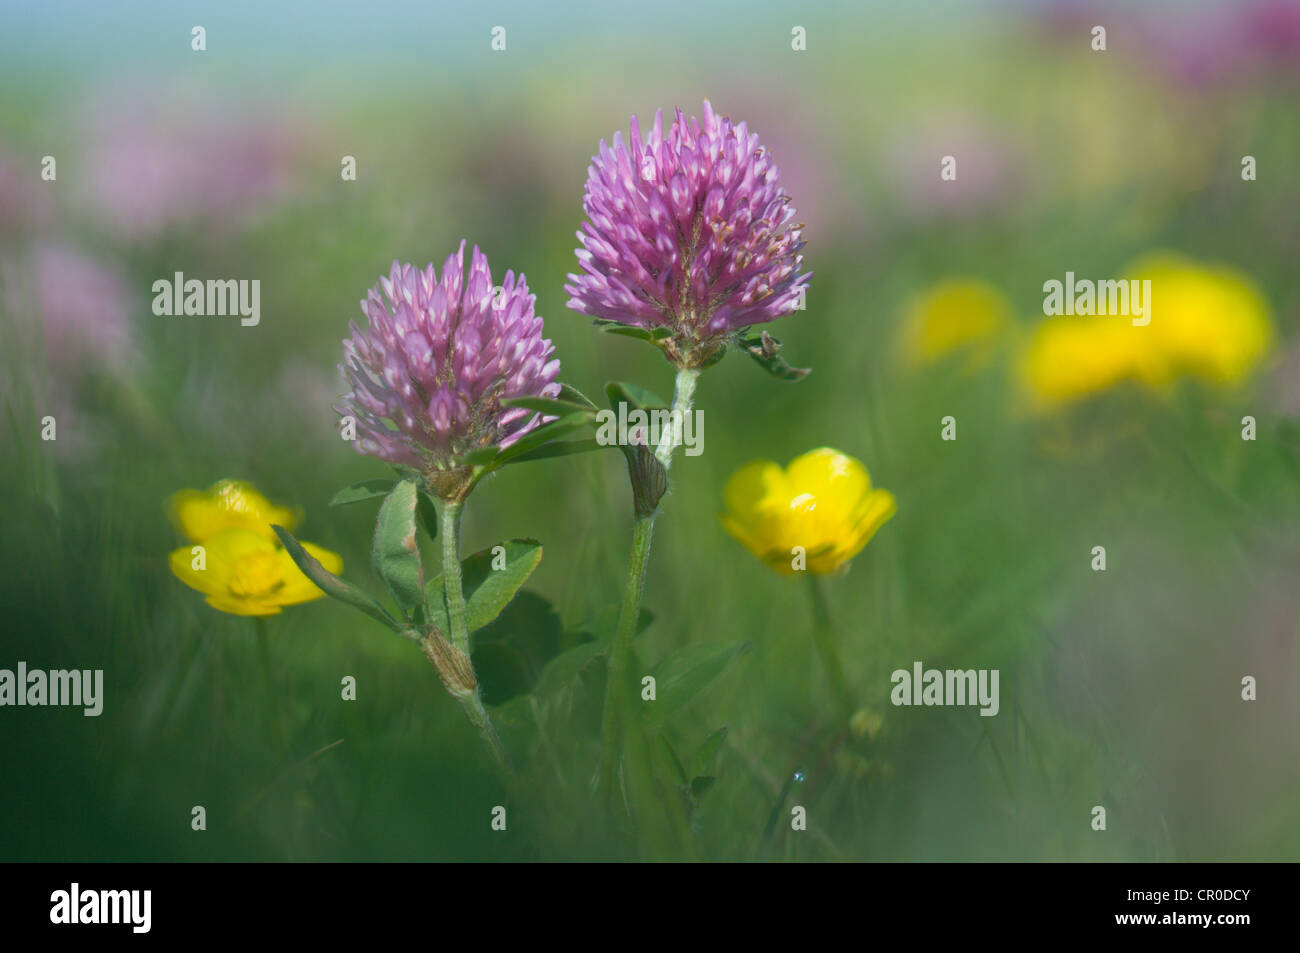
<box><xmin>1</xmin><ymin>0</ymin><xmax>1225</xmax><ymax>79</ymax></box>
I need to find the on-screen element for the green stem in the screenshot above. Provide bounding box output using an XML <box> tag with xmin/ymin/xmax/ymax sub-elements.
<box><xmin>600</xmin><ymin>512</ymin><xmax>656</xmax><ymax>803</ymax></box>
<box><xmin>435</xmin><ymin>499</ymin><xmax>471</xmax><ymax>655</ymax></box>
<box><xmin>600</xmin><ymin>366</ymin><xmax>700</xmax><ymax>808</ymax></box>
<box><xmin>807</xmin><ymin>574</ymin><xmax>852</xmax><ymax>716</ymax></box>
<box><xmin>460</xmin><ymin>689</ymin><xmax>514</xmax><ymax>784</ymax></box>
<box><xmin>655</xmin><ymin>368</ymin><xmax>698</xmax><ymax>470</ymax></box>
<box><xmin>431</xmin><ymin>496</ymin><xmax>515</xmax><ymax>787</ymax></box>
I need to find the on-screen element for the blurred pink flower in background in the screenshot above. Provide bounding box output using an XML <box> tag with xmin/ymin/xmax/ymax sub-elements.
<box><xmin>275</xmin><ymin>358</ymin><xmax>345</xmax><ymax>448</ymax></box>
<box><xmin>1139</xmin><ymin>6</ymin><xmax>1252</xmax><ymax>92</ymax></box>
<box><xmin>1026</xmin><ymin>0</ymin><xmax>1098</xmax><ymax>37</ymax></box>
<box><xmin>880</xmin><ymin>116</ymin><xmax>1021</xmax><ymax>223</ymax></box>
<box><xmin>1029</xmin><ymin>0</ymin><xmax>1300</xmax><ymax>92</ymax></box>
<box><xmin>77</xmin><ymin>91</ymin><xmax>306</xmax><ymax>241</ymax></box>
<box><xmin>0</xmin><ymin>145</ymin><xmax>54</xmax><ymax>237</ymax></box>
<box><xmin>4</xmin><ymin>241</ymin><xmax>135</xmax><ymax>375</ymax></box>
<box><xmin>710</xmin><ymin>84</ymin><xmax>859</xmax><ymax>242</ymax></box>
<box><xmin>1</xmin><ymin>242</ymin><xmax>137</xmax><ymax>457</ymax></box>
<box><xmin>1244</xmin><ymin>0</ymin><xmax>1300</xmax><ymax>68</ymax></box>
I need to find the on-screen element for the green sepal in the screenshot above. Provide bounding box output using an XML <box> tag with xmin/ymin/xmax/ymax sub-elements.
<box><xmin>735</xmin><ymin>330</ymin><xmax>811</xmax><ymax>381</ymax></box>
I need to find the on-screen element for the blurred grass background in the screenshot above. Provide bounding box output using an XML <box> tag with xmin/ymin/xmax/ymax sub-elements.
<box><xmin>1</xmin><ymin>0</ymin><xmax>1298</xmax><ymax>860</ymax></box>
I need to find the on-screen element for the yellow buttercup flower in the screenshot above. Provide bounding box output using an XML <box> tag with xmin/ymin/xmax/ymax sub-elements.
<box><xmin>170</xmin><ymin>529</ymin><xmax>343</xmax><ymax>616</ymax></box>
<box><xmin>166</xmin><ymin>479</ymin><xmax>340</xmax><ymax>617</ymax></box>
<box><xmin>1129</xmin><ymin>253</ymin><xmax>1272</xmax><ymax>389</ymax></box>
<box><xmin>721</xmin><ymin>448</ymin><xmax>896</xmax><ymax>576</ymax></box>
<box><xmin>166</xmin><ymin>479</ymin><xmax>303</xmax><ymax>543</ymax></box>
<box><xmin>1018</xmin><ymin>314</ymin><xmax>1146</xmax><ymax>408</ymax></box>
<box><xmin>1019</xmin><ymin>253</ymin><xmax>1273</xmax><ymax>410</ymax></box>
<box><xmin>900</xmin><ymin>278</ymin><xmax>1011</xmax><ymax>369</ymax></box>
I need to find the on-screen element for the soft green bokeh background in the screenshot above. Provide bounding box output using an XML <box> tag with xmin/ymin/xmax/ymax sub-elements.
<box><xmin>1</xmin><ymin>0</ymin><xmax>1297</xmax><ymax>860</ymax></box>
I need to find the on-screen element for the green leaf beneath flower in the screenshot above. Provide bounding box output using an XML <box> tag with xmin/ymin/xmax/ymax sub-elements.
<box><xmin>329</xmin><ymin>478</ymin><xmax>396</xmax><ymax>506</ymax></box>
<box><xmin>272</xmin><ymin>524</ymin><xmax>400</xmax><ymax>632</ymax></box>
<box><xmin>501</xmin><ymin>380</ymin><xmax>600</xmax><ymax>418</ymax></box>
<box><xmin>492</xmin><ymin>413</ymin><xmax>596</xmax><ymax>467</ymax></box>
<box><xmin>604</xmin><ymin>380</ymin><xmax>667</xmax><ymax>411</ymax></box>
<box><xmin>424</xmin><ymin>538</ymin><xmax>543</xmax><ymax>636</ymax></box>
<box><xmin>371</xmin><ymin>480</ymin><xmax>425</xmax><ymax>618</ymax></box>
<box><xmin>503</xmin><ymin>437</ymin><xmax>614</xmax><ymax>465</ymax></box>
<box><xmin>556</xmin><ymin>382</ymin><xmax>600</xmax><ymax>410</ymax></box>
<box><xmin>499</xmin><ymin>395</ymin><xmax>590</xmax><ymax>417</ymax></box>
<box><xmin>592</xmin><ymin>319</ymin><xmax>673</xmax><ymax>342</ymax></box>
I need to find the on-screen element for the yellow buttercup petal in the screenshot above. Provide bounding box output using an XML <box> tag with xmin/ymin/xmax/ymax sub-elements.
<box><xmin>1129</xmin><ymin>254</ymin><xmax>1272</xmax><ymax>388</ymax></box>
<box><xmin>169</xmin><ymin>542</ymin><xmax>229</xmax><ymax>597</ymax></box>
<box><xmin>721</xmin><ymin>459</ymin><xmax>788</xmax><ymax>556</ymax></box>
<box><xmin>166</xmin><ymin>479</ymin><xmax>302</xmax><ymax>543</ymax></box>
<box><xmin>168</xmin><ymin>525</ymin><xmax>342</xmax><ymax>617</ymax></box>
<box><xmin>723</xmin><ymin>460</ymin><xmax>787</xmax><ymax>525</ymax></box>
<box><xmin>785</xmin><ymin>448</ymin><xmax>871</xmax><ymax>519</ymax></box>
<box><xmin>834</xmin><ymin>489</ymin><xmax>898</xmax><ymax>566</ymax></box>
<box><xmin>721</xmin><ymin>448</ymin><xmax>895</xmax><ymax>576</ymax></box>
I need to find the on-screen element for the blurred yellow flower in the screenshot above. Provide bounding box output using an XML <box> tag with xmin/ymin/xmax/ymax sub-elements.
<box><xmin>166</xmin><ymin>478</ymin><xmax>302</xmax><ymax>543</ymax></box>
<box><xmin>721</xmin><ymin>447</ymin><xmax>896</xmax><ymax>576</ymax></box>
<box><xmin>900</xmin><ymin>278</ymin><xmax>1011</xmax><ymax>368</ymax></box>
<box><xmin>166</xmin><ymin>479</ymin><xmax>339</xmax><ymax>617</ymax></box>
<box><xmin>170</xmin><ymin>529</ymin><xmax>342</xmax><ymax>617</ymax></box>
<box><xmin>1020</xmin><ymin>253</ymin><xmax>1273</xmax><ymax>409</ymax></box>
<box><xmin>1130</xmin><ymin>254</ymin><xmax>1273</xmax><ymax>389</ymax></box>
<box><xmin>1019</xmin><ymin>315</ymin><xmax>1144</xmax><ymax>408</ymax></box>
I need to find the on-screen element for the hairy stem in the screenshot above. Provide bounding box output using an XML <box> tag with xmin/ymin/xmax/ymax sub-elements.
<box><xmin>436</xmin><ymin>499</ymin><xmax>471</xmax><ymax>655</ymax></box>
<box><xmin>432</xmin><ymin>496</ymin><xmax>514</xmax><ymax>786</ymax></box>
<box><xmin>600</xmin><ymin>366</ymin><xmax>700</xmax><ymax>809</ymax></box>
<box><xmin>600</xmin><ymin>512</ymin><xmax>656</xmax><ymax>804</ymax></box>
<box><xmin>655</xmin><ymin>368</ymin><xmax>698</xmax><ymax>470</ymax></box>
